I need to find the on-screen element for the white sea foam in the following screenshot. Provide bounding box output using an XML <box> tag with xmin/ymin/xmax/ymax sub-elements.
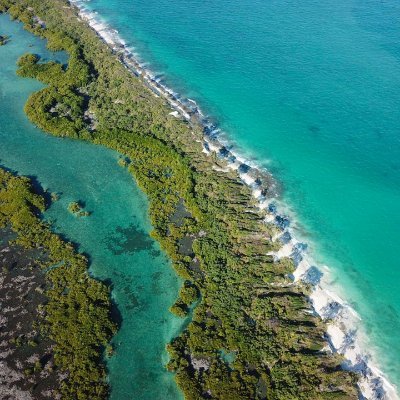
<box><xmin>239</xmin><ymin>173</ymin><xmax>256</xmax><ymax>186</ymax></box>
<box><xmin>268</xmin><ymin>202</ymin><xmax>398</xmax><ymax>399</ymax></box>
<box><xmin>252</xmin><ymin>188</ymin><xmax>263</xmax><ymax>199</ymax></box>
<box><xmin>67</xmin><ymin>1</ymin><xmax>398</xmax><ymax>398</ymax></box>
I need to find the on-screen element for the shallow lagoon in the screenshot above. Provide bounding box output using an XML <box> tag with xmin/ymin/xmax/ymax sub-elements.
<box><xmin>0</xmin><ymin>14</ymin><xmax>183</xmax><ymax>399</ymax></box>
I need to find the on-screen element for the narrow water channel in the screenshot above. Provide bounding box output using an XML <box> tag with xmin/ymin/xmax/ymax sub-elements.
<box><xmin>0</xmin><ymin>14</ymin><xmax>183</xmax><ymax>399</ymax></box>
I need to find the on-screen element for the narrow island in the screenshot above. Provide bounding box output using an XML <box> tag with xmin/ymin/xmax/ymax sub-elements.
<box><xmin>0</xmin><ymin>0</ymin><xmax>361</xmax><ymax>399</ymax></box>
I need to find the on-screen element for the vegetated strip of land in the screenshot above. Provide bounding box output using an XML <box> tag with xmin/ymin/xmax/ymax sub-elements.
<box><xmin>0</xmin><ymin>168</ymin><xmax>116</xmax><ymax>399</ymax></box>
<box><xmin>1</xmin><ymin>0</ymin><xmax>359</xmax><ymax>398</ymax></box>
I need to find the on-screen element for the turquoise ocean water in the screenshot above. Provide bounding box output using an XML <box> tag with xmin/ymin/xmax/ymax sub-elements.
<box><xmin>79</xmin><ymin>0</ymin><xmax>400</xmax><ymax>391</ymax></box>
<box><xmin>0</xmin><ymin>14</ymin><xmax>183</xmax><ymax>399</ymax></box>
<box><xmin>2</xmin><ymin>0</ymin><xmax>400</xmax><ymax>395</ymax></box>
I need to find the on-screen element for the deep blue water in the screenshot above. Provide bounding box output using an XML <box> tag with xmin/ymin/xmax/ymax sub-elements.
<box><xmin>79</xmin><ymin>0</ymin><xmax>400</xmax><ymax>390</ymax></box>
<box><xmin>0</xmin><ymin>14</ymin><xmax>183</xmax><ymax>399</ymax></box>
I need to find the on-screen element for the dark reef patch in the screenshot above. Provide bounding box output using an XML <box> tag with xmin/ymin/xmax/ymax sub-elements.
<box><xmin>105</xmin><ymin>224</ymin><xmax>154</xmax><ymax>255</ymax></box>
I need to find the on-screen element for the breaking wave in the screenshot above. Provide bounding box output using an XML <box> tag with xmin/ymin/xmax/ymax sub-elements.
<box><xmin>68</xmin><ymin>1</ymin><xmax>398</xmax><ymax>397</ymax></box>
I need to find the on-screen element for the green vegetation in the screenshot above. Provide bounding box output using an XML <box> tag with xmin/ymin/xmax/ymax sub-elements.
<box><xmin>170</xmin><ymin>281</ymin><xmax>198</xmax><ymax>318</ymax></box>
<box><xmin>105</xmin><ymin>344</ymin><xmax>115</xmax><ymax>358</ymax></box>
<box><xmin>0</xmin><ymin>33</ymin><xmax>9</xmax><ymax>45</ymax></box>
<box><xmin>170</xmin><ymin>298</ymin><xmax>189</xmax><ymax>318</ymax></box>
<box><xmin>0</xmin><ymin>168</ymin><xmax>116</xmax><ymax>399</ymax></box>
<box><xmin>68</xmin><ymin>200</ymin><xmax>81</xmax><ymax>213</ymax></box>
<box><xmin>68</xmin><ymin>200</ymin><xmax>90</xmax><ymax>216</ymax></box>
<box><xmin>179</xmin><ymin>281</ymin><xmax>199</xmax><ymax>305</ymax></box>
<box><xmin>117</xmin><ymin>156</ymin><xmax>130</xmax><ymax>168</ymax></box>
<box><xmin>0</xmin><ymin>1</ymin><xmax>359</xmax><ymax>398</ymax></box>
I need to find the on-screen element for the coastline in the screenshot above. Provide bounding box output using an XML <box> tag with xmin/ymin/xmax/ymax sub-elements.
<box><xmin>0</xmin><ymin>0</ymin><xmax>396</xmax><ymax>397</ymax></box>
<box><xmin>69</xmin><ymin>2</ymin><xmax>398</xmax><ymax>398</ymax></box>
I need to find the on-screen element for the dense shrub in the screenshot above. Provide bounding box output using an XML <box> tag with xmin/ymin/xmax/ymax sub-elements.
<box><xmin>0</xmin><ymin>2</ymin><xmax>358</xmax><ymax>398</ymax></box>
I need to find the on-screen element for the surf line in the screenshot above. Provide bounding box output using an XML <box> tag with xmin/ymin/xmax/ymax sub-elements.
<box><xmin>68</xmin><ymin>2</ymin><xmax>398</xmax><ymax>398</ymax></box>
